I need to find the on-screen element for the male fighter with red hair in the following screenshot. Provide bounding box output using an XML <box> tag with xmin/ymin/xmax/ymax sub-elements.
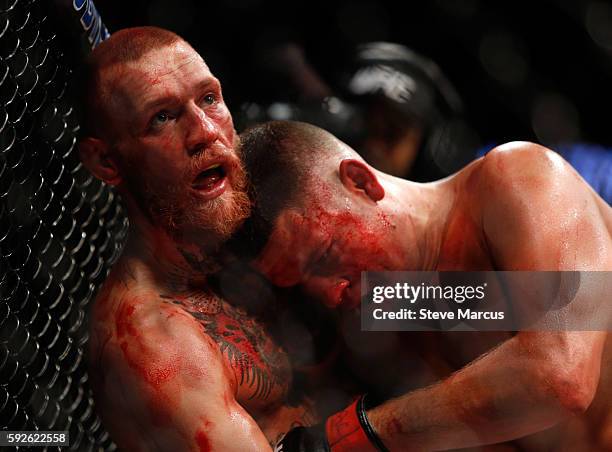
<box><xmin>78</xmin><ymin>28</ymin><xmax>316</xmax><ymax>451</ymax></box>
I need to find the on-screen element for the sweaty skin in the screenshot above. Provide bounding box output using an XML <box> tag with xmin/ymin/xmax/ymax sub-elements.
<box><xmin>81</xmin><ymin>31</ymin><xmax>315</xmax><ymax>452</ymax></box>
<box><xmin>89</xmin><ymin>261</ymin><xmax>316</xmax><ymax>452</ymax></box>
<box><xmin>253</xmin><ymin>134</ymin><xmax>612</xmax><ymax>451</ymax></box>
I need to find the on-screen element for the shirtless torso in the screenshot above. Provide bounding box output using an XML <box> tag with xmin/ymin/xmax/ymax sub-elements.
<box><xmin>242</xmin><ymin>121</ymin><xmax>612</xmax><ymax>451</ymax></box>
<box><xmin>431</xmin><ymin>148</ymin><xmax>612</xmax><ymax>451</ymax></box>
<box><xmin>75</xmin><ymin>27</ymin><xmax>327</xmax><ymax>451</ymax></box>
<box><xmin>342</xmin><ymin>145</ymin><xmax>612</xmax><ymax>451</ymax></box>
<box><xmin>89</xmin><ymin>257</ymin><xmax>316</xmax><ymax>451</ymax></box>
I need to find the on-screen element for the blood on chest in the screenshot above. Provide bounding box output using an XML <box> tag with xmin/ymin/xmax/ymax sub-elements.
<box><xmin>172</xmin><ymin>298</ymin><xmax>292</xmax><ymax>412</ymax></box>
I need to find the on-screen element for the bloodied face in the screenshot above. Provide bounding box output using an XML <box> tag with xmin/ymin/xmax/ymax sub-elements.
<box><xmin>102</xmin><ymin>41</ymin><xmax>250</xmax><ymax>245</ymax></box>
<box><xmin>254</xmin><ymin>196</ymin><xmax>404</xmax><ymax>310</ymax></box>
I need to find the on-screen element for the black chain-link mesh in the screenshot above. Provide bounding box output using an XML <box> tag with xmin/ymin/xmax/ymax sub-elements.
<box><xmin>0</xmin><ymin>0</ymin><xmax>128</xmax><ymax>450</ymax></box>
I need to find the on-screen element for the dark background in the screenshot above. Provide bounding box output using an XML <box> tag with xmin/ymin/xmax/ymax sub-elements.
<box><xmin>1</xmin><ymin>2</ymin><xmax>608</xmax><ymax>449</ymax></box>
<box><xmin>94</xmin><ymin>0</ymin><xmax>612</xmax><ymax>148</ymax></box>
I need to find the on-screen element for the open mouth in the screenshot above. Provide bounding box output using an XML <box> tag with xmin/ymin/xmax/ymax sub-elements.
<box><xmin>193</xmin><ymin>164</ymin><xmax>226</xmax><ymax>190</ymax></box>
<box><xmin>192</xmin><ymin>163</ymin><xmax>228</xmax><ymax>199</ymax></box>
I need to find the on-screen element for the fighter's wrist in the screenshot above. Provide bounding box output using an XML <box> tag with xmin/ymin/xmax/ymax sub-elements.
<box><xmin>325</xmin><ymin>395</ymin><xmax>389</xmax><ymax>452</ymax></box>
<box><xmin>358</xmin><ymin>395</ymin><xmax>389</xmax><ymax>452</ymax></box>
<box><xmin>277</xmin><ymin>395</ymin><xmax>389</xmax><ymax>452</ymax></box>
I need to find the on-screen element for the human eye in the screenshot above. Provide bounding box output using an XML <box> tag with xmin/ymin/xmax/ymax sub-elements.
<box><xmin>148</xmin><ymin>110</ymin><xmax>174</xmax><ymax>130</ymax></box>
<box><xmin>200</xmin><ymin>92</ymin><xmax>218</xmax><ymax>107</ymax></box>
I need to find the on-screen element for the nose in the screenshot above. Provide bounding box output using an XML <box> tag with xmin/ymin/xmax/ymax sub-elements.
<box><xmin>185</xmin><ymin>103</ymin><xmax>219</xmax><ymax>155</ymax></box>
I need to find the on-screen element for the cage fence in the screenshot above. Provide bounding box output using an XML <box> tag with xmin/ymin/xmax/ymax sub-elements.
<box><xmin>0</xmin><ymin>0</ymin><xmax>127</xmax><ymax>450</ymax></box>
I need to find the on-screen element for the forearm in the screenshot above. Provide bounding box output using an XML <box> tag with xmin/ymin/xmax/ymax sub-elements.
<box><xmin>367</xmin><ymin>334</ymin><xmax>595</xmax><ymax>451</ymax></box>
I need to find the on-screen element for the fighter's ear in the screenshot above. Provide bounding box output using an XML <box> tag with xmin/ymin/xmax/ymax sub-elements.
<box><xmin>338</xmin><ymin>159</ymin><xmax>385</xmax><ymax>202</ymax></box>
<box><xmin>78</xmin><ymin>137</ymin><xmax>122</xmax><ymax>186</ymax></box>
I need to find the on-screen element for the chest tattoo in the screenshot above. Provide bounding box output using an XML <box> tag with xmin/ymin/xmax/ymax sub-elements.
<box><xmin>160</xmin><ymin>291</ymin><xmax>290</xmax><ymax>401</ymax></box>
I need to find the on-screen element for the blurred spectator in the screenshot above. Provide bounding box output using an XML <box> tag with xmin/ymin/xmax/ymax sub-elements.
<box><xmin>237</xmin><ymin>42</ymin><xmax>480</xmax><ymax>182</ymax></box>
<box><xmin>238</xmin><ymin>40</ymin><xmax>610</xmax><ymax>201</ymax></box>
<box><xmin>350</xmin><ymin>45</ymin><xmax>609</xmax><ymax>203</ymax></box>
<box><xmin>235</xmin><ymin>40</ymin><xmax>362</xmax><ymax>142</ymax></box>
<box><xmin>337</xmin><ymin>42</ymin><xmax>479</xmax><ymax>181</ymax></box>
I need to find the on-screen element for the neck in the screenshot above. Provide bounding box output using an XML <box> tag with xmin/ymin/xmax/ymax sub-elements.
<box><xmin>119</xmin><ymin>196</ymin><xmax>217</xmax><ymax>293</ymax></box>
<box><xmin>377</xmin><ymin>173</ymin><xmax>456</xmax><ymax>271</ymax></box>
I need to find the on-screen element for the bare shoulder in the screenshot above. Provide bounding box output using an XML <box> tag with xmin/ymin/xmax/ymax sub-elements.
<box><xmin>91</xmin><ymin>260</ymin><xmax>214</xmax><ymax>347</ymax></box>
<box><xmin>113</xmin><ymin>289</ymin><xmax>221</xmax><ymax>362</ymax></box>
<box><xmin>470</xmin><ymin>142</ymin><xmax>611</xmax><ymax>269</ymax></box>
<box><xmin>472</xmin><ymin>141</ymin><xmax>605</xmax><ymax>211</ymax></box>
<box><xmin>90</xmin><ymin>279</ymin><xmax>230</xmax><ymax>395</ymax></box>
<box><xmin>447</xmin><ymin>141</ymin><xmax>579</xmax><ymax>212</ymax></box>
<box><xmin>477</xmin><ymin>141</ymin><xmax>580</xmax><ymax>193</ymax></box>
<box><xmin>88</xmin><ymin>285</ymin><xmax>233</xmax><ymax>443</ymax></box>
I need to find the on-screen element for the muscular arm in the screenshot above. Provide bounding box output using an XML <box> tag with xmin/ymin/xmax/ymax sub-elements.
<box><xmin>96</xmin><ymin>297</ymin><xmax>273</xmax><ymax>452</ymax></box>
<box><xmin>367</xmin><ymin>331</ymin><xmax>604</xmax><ymax>450</ymax></box>
<box><xmin>367</xmin><ymin>144</ymin><xmax>612</xmax><ymax>450</ymax></box>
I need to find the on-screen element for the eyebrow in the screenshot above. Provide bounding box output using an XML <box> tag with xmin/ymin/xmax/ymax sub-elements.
<box><xmin>140</xmin><ymin>77</ymin><xmax>220</xmax><ymax>115</ymax></box>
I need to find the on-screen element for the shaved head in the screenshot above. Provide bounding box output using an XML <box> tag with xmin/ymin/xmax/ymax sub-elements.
<box><xmin>241</xmin><ymin>120</ymin><xmax>347</xmax><ymax>215</ymax></box>
<box><xmin>237</xmin><ymin>121</ymin><xmax>357</xmax><ymax>255</ymax></box>
<box><xmin>238</xmin><ymin>121</ymin><xmax>396</xmax><ymax>307</ymax></box>
<box><xmin>76</xmin><ymin>26</ymin><xmax>187</xmax><ymax>139</ymax></box>
<box><xmin>241</xmin><ymin>120</ymin><xmax>355</xmax><ymax>194</ymax></box>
